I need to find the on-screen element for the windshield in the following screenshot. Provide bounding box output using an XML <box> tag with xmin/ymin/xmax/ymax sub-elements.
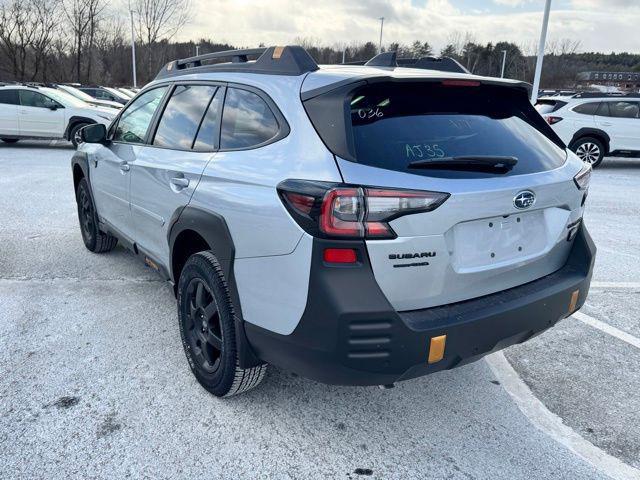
<box><xmin>103</xmin><ymin>87</ymin><xmax>129</xmax><ymax>101</ymax></box>
<box><xmin>349</xmin><ymin>82</ymin><xmax>567</xmax><ymax>179</ymax></box>
<box><xmin>118</xmin><ymin>88</ymin><xmax>135</xmax><ymax>98</ymax></box>
<box><xmin>41</xmin><ymin>88</ymin><xmax>89</xmax><ymax>108</ymax></box>
<box><xmin>59</xmin><ymin>85</ymin><xmax>96</xmax><ymax>102</ymax></box>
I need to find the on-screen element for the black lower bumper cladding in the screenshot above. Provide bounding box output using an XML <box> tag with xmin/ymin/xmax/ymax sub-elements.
<box><xmin>245</xmin><ymin>225</ymin><xmax>596</xmax><ymax>386</ymax></box>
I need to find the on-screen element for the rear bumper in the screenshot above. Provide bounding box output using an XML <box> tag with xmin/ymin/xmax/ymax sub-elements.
<box><xmin>245</xmin><ymin>225</ymin><xmax>596</xmax><ymax>386</ymax></box>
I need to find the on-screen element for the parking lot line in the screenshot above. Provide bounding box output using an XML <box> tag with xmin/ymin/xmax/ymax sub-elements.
<box><xmin>573</xmin><ymin>311</ymin><xmax>640</xmax><ymax>350</ymax></box>
<box><xmin>590</xmin><ymin>281</ymin><xmax>640</xmax><ymax>291</ymax></box>
<box><xmin>486</xmin><ymin>351</ymin><xmax>640</xmax><ymax>480</ymax></box>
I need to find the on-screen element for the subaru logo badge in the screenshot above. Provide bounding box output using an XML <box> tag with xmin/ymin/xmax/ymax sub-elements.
<box><xmin>514</xmin><ymin>190</ymin><xmax>535</xmax><ymax>210</ymax></box>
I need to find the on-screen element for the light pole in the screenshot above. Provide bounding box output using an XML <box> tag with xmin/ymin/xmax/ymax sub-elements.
<box><xmin>500</xmin><ymin>49</ymin><xmax>507</xmax><ymax>78</ymax></box>
<box><xmin>196</xmin><ymin>44</ymin><xmax>200</xmax><ymax>56</ymax></box>
<box><xmin>130</xmin><ymin>10</ymin><xmax>137</xmax><ymax>88</ymax></box>
<box><xmin>378</xmin><ymin>17</ymin><xmax>384</xmax><ymax>53</ymax></box>
<box><xmin>531</xmin><ymin>0</ymin><xmax>552</xmax><ymax>103</ymax></box>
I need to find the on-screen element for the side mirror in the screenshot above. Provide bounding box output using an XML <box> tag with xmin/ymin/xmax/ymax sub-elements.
<box><xmin>48</xmin><ymin>104</ymin><xmax>59</xmax><ymax>111</ymax></box>
<box><xmin>81</xmin><ymin>123</ymin><xmax>107</xmax><ymax>144</ymax></box>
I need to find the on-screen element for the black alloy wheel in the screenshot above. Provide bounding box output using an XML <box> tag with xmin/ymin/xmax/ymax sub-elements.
<box><xmin>183</xmin><ymin>278</ymin><xmax>224</xmax><ymax>374</ymax></box>
<box><xmin>77</xmin><ymin>180</ymin><xmax>96</xmax><ymax>247</ymax></box>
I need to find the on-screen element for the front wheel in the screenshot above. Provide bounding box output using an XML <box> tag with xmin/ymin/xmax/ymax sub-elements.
<box><xmin>178</xmin><ymin>251</ymin><xmax>267</xmax><ymax>397</ymax></box>
<box><xmin>571</xmin><ymin>136</ymin><xmax>604</xmax><ymax>168</ymax></box>
<box><xmin>75</xmin><ymin>178</ymin><xmax>118</xmax><ymax>253</ymax></box>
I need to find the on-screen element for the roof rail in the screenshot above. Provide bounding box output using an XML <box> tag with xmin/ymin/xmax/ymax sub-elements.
<box><xmin>156</xmin><ymin>45</ymin><xmax>319</xmax><ymax>79</ymax></box>
<box><xmin>572</xmin><ymin>91</ymin><xmax>640</xmax><ymax>98</ymax></box>
<box><xmin>409</xmin><ymin>56</ymin><xmax>470</xmax><ymax>74</ymax></box>
<box><xmin>350</xmin><ymin>53</ymin><xmax>469</xmax><ymax>74</ymax></box>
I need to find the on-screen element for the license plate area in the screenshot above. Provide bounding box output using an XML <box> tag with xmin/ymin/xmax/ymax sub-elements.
<box><xmin>449</xmin><ymin>210</ymin><xmax>548</xmax><ymax>272</ymax></box>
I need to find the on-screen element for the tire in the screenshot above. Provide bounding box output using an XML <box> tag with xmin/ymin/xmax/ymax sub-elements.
<box><xmin>75</xmin><ymin>178</ymin><xmax>118</xmax><ymax>253</ymax></box>
<box><xmin>1</xmin><ymin>138</ymin><xmax>19</xmax><ymax>144</ymax></box>
<box><xmin>70</xmin><ymin>122</ymin><xmax>89</xmax><ymax>148</ymax></box>
<box><xmin>571</xmin><ymin>136</ymin><xmax>605</xmax><ymax>168</ymax></box>
<box><xmin>178</xmin><ymin>251</ymin><xmax>267</xmax><ymax>397</ymax></box>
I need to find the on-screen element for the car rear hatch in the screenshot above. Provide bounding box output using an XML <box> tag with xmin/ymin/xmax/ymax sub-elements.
<box><xmin>302</xmin><ymin>76</ymin><xmax>586</xmax><ymax>311</ymax></box>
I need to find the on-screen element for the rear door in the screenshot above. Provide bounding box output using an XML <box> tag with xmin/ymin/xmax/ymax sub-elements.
<box><xmin>17</xmin><ymin>90</ymin><xmax>64</xmax><ymax>137</ymax></box>
<box><xmin>0</xmin><ymin>89</ymin><xmax>20</xmax><ymax>137</ymax></box>
<box><xmin>569</xmin><ymin>101</ymin><xmax>600</xmax><ymax>136</ymax></box>
<box><xmin>129</xmin><ymin>83</ymin><xmax>222</xmax><ymax>265</ymax></box>
<box><xmin>311</xmin><ymin>80</ymin><xmax>583</xmax><ymax>311</ymax></box>
<box><xmin>595</xmin><ymin>101</ymin><xmax>640</xmax><ymax>151</ymax></box>
<box><xmin>90</xmin><ymin>86</ymin><xmax>168</xmax><ymax>238</ymax></box>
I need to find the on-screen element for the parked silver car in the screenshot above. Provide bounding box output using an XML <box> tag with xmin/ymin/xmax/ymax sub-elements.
<box><xmin>71</xmin><ymin>46</ymin><xmax>595</xmax><ymax>397</ymax></box>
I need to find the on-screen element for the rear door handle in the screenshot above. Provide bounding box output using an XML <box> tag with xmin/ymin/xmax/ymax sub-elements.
<box><xmin>170</xmin><ymin>177</ymin><xmax>189</xmax><ymax>188</ymax></box>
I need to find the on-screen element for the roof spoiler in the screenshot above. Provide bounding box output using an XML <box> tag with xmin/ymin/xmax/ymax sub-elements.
<box><xmin>155</xmin><ymin>45</ymin><xmax>319</xmax><ymax>79</ymax></box>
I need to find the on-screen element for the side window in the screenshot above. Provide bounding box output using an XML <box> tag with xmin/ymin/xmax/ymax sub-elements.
<box><xmin>608</xmin><ymin>101</ymin><xmax>639</xmax><ymax>119</ymax></box>
<box><xmin>193</xmin><ymin>88</ymin><xmax>224</xmax><ymax>151</ymax></box>
<box><xmin>0</xmin><ymin>89</ymin><xmax>19</xmax><ymax>105</ymax></box>
<box><xmin>595</xmin><ymin>102</ymin><xmax>611</xmax><ymax>117</ymax></box>
<box><xmin>153</xmin><ymin>84</ymin><xmax>218</xmax><ymax>149</ymax></box>
<box><xmin>220</xmin><ymin>88</ymin><xmax>279</xmax><ymax>149</ymax></box>
<box><xmin>19</xmin><ymin>90</ymin><xmax>60</xmax><ymax>109</ymax></box>
<box><xmin>113</xmin><ymin>87</ymin><xmax>167</xmax><ymax>144</ymax></box>
<box><xmin>573</xmin><ymin>102</ymin><xmax>600</xmax><ymax>115</ymax></box>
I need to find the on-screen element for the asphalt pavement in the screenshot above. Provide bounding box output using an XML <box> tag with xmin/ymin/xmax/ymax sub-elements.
<box><xmin>0</xmin><ymin>141</ymin><xmax>638</xmax><ymax>479</ymax></box>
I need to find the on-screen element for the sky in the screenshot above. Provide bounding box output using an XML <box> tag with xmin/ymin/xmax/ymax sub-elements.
<box><xmin>179</xmin><ymin>0</ymin><xmax>640</xmax><ymax>54</ymax></box>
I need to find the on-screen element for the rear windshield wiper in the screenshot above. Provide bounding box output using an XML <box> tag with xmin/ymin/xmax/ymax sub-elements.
<box><xmin>408</xmin><ymin>156</ymin><xmax>518</xmax><ymax>173</ymax></box>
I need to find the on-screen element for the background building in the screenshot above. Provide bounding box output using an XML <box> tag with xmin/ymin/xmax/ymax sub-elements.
<box><xmin>576</xmin><ymin>71</ymin><xmax>640</xmax><ymax>92</ymax></box>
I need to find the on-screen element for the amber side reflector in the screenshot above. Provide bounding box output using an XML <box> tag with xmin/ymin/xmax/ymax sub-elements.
<box><xmin>569</xmin><ymin>289</ymin><xmax>580</xmax><ymax>313</ymax></box>
<box><xmin>272</xmin><ymin>46</ymin><xmax>285</xmax><ymax>59</ymax></box>
<box><xmin>428</xmin><ymin>335</ymin><xmax>447</xmax><ymax>364</ymax></box>
<box><xmin>145</xmin><ymin>257</ymin><xmax>159</xmax><ymax>271</ymax></box>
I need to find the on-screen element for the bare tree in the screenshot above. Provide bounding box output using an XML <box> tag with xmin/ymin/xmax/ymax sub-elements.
<box><xmin>0</xmin><ymin>0</ymin><xmax>37</xmax><ymax>80</ymax></box>
<box><xmin>63</xmin><ymin>0</ymin><xmax>106</xmax><ymax>82</ymax></box>
<box><xmin>130</xmin><ymin>0</ymin><xmax>191</xmax><ymax>79</ymax></box>
<box><xmin>30</xmin><ymin>0</ymin><xmax>60</xmax><ymax>81</ymax></box>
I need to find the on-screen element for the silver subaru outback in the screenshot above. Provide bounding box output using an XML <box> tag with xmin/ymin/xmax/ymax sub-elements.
<box><xmin>71</xmin><ymin>46</ymin><xmax>595</xmax><ymax>397</ymax></box>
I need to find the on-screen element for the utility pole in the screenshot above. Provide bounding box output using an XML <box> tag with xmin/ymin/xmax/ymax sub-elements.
<box><xmin>196</xmin><ymin>45</ymin><xmax>200</xmax><ymax>56</ymax></box>
<box><xmin>342</xmin><ymin>49</ymin><xmax>346</xmax><ymax>64</ymax></box>
<box><xmin>531</xmin><ymin>0</ymin><xmax>552</xmax><ymax>103</ymax></box>
<box><xmin>378</xmin><ymin>17</ymin><xmax>384</xmax><ymax>53</ymax></box>
<box><xmin>130</xmin><ymin>10</ymin><xmax>137</xmax><ymax>88</ymax></box>
<box><xmin>500</xmin><ymin>49</ymin><xmax>507</xmax><ymax>78</ymax></box>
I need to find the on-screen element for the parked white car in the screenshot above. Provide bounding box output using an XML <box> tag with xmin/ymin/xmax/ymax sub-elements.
<box><xmin>0</xmin><ymin>85</ymin><xmax>116</xmax><ymax>147</ymax></box>
<box><xmin>56</xmin><ymin>84</ymin><xmax>123</xmax><ymax>111</ymax></box>
<box><xmin>536</xmin><ymin>93</ymin><xmax>640</xmax><ymax>167</ymax></box>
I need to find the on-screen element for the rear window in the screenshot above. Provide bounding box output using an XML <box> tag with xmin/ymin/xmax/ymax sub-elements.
<box><xmin>220</xmin><ymin>88</ymin><xmax>279</xmax><ymax>149</ymax></box>
<box><xmin>349</xmin><ymin>83</ymin><xmax>567</xmax><ymax>178</ymax></box>
<box><xmin>573</xmin><ymin>102</ymin><xmax>600</xmax><ymax>115</ymax></box>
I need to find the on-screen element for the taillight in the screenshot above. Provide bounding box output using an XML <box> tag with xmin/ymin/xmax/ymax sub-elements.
<box><xmin>545</xmin><ymin>116</ymin><xmax>563</xmax><ymax>125</ymax></box>
<box><xmin>278</xmin><ymin>180</ymin><xmax>449</xmax><ymax>240</ymax></box>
